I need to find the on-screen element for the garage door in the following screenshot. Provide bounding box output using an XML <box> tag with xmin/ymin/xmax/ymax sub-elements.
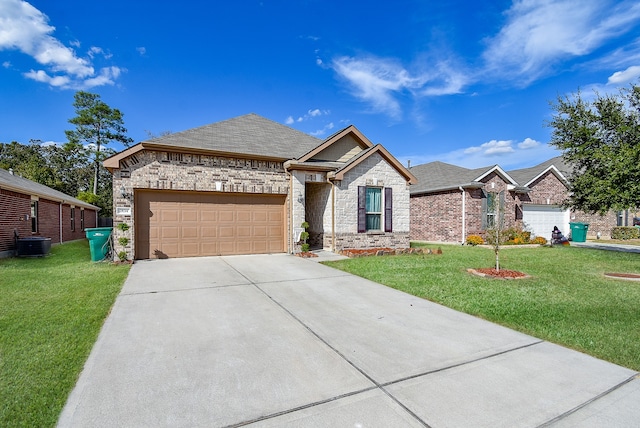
<box><xmin>522</xmin><ymin>204</ymin><xmax>570</xmax><ymax>240</ymax></box>
<box><xmin>135</xmin><ymin>190</ymin><xmax>286</xmax><ymax>259</ymax></box>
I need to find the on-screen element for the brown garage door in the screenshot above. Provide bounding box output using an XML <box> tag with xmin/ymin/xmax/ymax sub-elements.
<box><xmin>135</xmin><ymin>190</ymin><xmax>286</xmax><ymax>259</ymax></box>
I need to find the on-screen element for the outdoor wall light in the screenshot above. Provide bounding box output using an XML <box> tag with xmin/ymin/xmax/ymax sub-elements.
<box><xmin>120</xmin><ymin>186</ymin><xmax>131</xmax><ymax>200</ymax></box>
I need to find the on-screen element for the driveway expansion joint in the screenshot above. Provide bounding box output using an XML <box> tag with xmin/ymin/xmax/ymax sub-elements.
<box><xmin>120</xmin><ymin>283</ymin><xmax>249</xmax><ymax>296</ymax></box>
<box><xmin>537</xmin><ymin>372</ymin><xmax>640</xmax><ymax>427</ymax></box>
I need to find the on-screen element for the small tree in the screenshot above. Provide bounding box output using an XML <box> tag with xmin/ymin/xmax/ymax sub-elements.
<box><xmin>484</xmin><ymin>191</ymin><xmax>508</xmax><ymax>271</ymax></box>
<box><xmin>299</xmin><ymin>221</ymin><xmax>310</xmax><ymax>253</ymax></box>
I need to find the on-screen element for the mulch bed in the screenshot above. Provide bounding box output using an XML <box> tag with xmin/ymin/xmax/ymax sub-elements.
<box><xmin>468</xmin><ymin>268</ymin><xmax>530</xmax><ymax>279</ymax></box>
<box><xmin>295</xmin><ymin>252</ymin><xmax>318</xmax><ymax>258</ymax></box>
<box><xmin>604</xmin><ymin>272</ymin><xmax>640</xmax><ymax>281</ymax></box>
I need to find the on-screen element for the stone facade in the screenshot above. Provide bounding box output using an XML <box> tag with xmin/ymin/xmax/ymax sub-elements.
<box><xmin>330</xmin><ymin>152</ymin><xmax>411</xmax><ymax>250</ymax></box>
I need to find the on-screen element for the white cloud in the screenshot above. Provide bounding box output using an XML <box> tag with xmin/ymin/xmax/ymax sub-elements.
<box><xmin>482</xmin><ymin>0</ymin><xmax>640</xmax><ymax>85</ymax></box>
<box><xmin>518</xmin><ymin>137</ymin><xmax>540</xmax><ymax>149</ymax></box>
<box><xmin>286</xmin><ymin>109</ymin><xmax>330</xmax><ymax>124</ymax></box>
<box><xmin>136</xmin><ymin>46</ymin><xmax>146</xmax><ymax>56</ymax></box>
<box><xmin>23</xmin><ymin>69</ymin><xmax>71</xmax><ymax>87</ymax></box>
<box><xmin>87</xmin><ymin>46</ymin><xmax>112</xmax><ymax>59</ymax></box>
<box><xmin>0</xmin><ymin>0</ymin><xmax>122</xmax><ymax>88</ymax></box>
<box><xmin>607</xmin><ymin>65</ymin><xmax>640</xmax><ymax>84</ymax></box>
<box><xmin>2</xmin><ymin>61</ymin><xmax>10</xmax><ymax>68</ymax></box>
<box><xmin>330</xmin><ymin>54</ymin><xmax>468</xmax><ymax>119</ymax></box>
<box><xmin>309</xmin><ymin>122</ymin><xmax>335</xmax><ymax>137</ymax></box>
<box><xmin>464</xmin><ymin>139</ymin><xmax>515</xmax><ymax>156</ymax></box>
<box><xmin>81</xmin><ymin>66</ymin><xmax>122</xmax><ymax>89</ymax></box>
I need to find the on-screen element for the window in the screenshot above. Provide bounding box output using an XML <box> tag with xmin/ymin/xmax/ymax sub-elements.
<box><xmin>71</xmin><ymin>207</ymin><xmax>75</xmax><ymax>232</ymax></box>
<box><xmin>358</xmin><ymin>186</ymin><xmax>392</xmax><ymax>233</ymax></box>
<box><xmin>30</xmin><ymin>200</ymin><xmax>38</xmax><ymax>233</ymax></box>
<box><xmin>80</xmin><ymin>209</ymin><xmax>85</xmax><ymax>231</ymax></box>
<box><xmin>482</xmin><ymin>190</ymin><xmax>504</xmax><ymax>229</ymax></box>
<box><xmin>485</xmin><ymin>192</ymin><xmax>496</xmax><ymax>228</ymax></box>
<box><xmin>366</xmin><ymin>187</ymin><xmax>382</xmax><ymax>230</ymax></box>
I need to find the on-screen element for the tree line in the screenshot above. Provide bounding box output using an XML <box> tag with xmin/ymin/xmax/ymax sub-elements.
<box><xmin>0</xmin><ymin>91</ymin><xmax>132</xmax><ymax>217</ymax></box>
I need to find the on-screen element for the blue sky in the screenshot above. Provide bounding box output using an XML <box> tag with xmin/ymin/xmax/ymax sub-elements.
<box><xmin>1</xmin><ymin>0</ymin><xmax>640</xmax><ymax>169</ymax></box>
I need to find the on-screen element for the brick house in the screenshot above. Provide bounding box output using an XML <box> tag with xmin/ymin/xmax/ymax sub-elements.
<box><xmin>103</xmin><ymin>114</ymin><xmax>416</xmax><ymax>260</ymax></box>
<box><xmin>0</xmin><ymin>167</ymin><xmax>99</xmax><ymax>258</ymax></box>
<box><xmin>410</xmin><ymin>156</ymin><xmax>628</xmax><ymax>243</ymax></box>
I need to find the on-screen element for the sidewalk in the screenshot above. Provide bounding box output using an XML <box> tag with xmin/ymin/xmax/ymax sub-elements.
<box><xmin>570</xmin><ymin>241</ymin><xmax>640</xmax><ymax>253</ymax></box>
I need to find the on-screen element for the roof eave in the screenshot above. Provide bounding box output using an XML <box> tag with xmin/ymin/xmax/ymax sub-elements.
<box><xmin>283</xmin><ymin>160</ymin><xmax>340</xmax><ymax>172</ymax></box>
<box><xmin>104</xmin><ymin>142</ymin><xmax>290</xmax><ymax>172</ymax></box>
<box><xmin>410</xmin><ymin>181</ymin><xmax>485</xmax><ymax>196</ymax></box>
<box><xmin>0</xmin><ymin>182</ymin><xmax>100</xmax><ymax>210</ymax></box>
<box><xmin>329</xmin><ymin>144</ymin><xmax>417</xmax><ymax>185</ymax></box>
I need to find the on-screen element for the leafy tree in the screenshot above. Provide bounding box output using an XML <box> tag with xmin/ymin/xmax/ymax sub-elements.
<box><xmin>41</xmin><ymin>141</ymin><xmax>93</xmax><ymax>197</ymax></box>
<box><xmin>548</xmin><ymin>84</ymin><xmax>640</xmax><ymax>214</ymax></box>
<box><xmin>0</xmin><ymin>140</ymin><xmax>57</xmax><ymax>187</ymax></box>
<box><xmin>65</xmin><ymin>91</ymin><xmax>133</xmax><ymax>195</ymax></box>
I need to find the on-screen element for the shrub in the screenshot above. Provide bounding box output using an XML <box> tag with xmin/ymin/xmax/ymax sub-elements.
<box><xmin>116</xmin><ymin>222</ymin><xmax>130</xmax><ymax>231</ymax></box>
<box><xmin>466</xmin><ymin>235</ymin><xmax>484</xmax><ymax>246</ymax></box>
<box><xmin>611</xmin><ymin>226</ymin><xmax>640</xmax><ymax>240</ymax></box>
<box><xmin>117</xmin><ymin>251</ymin><xmax>128</xmax><ymax>262</ymax></box>
<box><xmin>118</xmin><ymin>237</ymin><xmax>129</xmax><ymax>247</ymax></box>
<box><xmin>532</xmin><ymin>236</ymin><xmax>547</xmax><ymax>245</ymax></box>
<box><xmin>505</xmin><ymin>227</ymin><xmax>531</xmax><ymax>244</ymax></box>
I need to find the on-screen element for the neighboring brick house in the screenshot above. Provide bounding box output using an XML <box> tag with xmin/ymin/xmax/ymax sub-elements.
<box><xmin>103</xmin><ymin>114</ymin><xmax>416</xmax><ymax>260</ymax></box>
<box><xmin>410</xmin><ymin>156</ymin><xmax>628</xmax><ymax>243</ymax></box>
<box><xmin>0</xmin><ymin>168</ymin><xmax>99</xmax><ymax>258</ymax></box>
<box><xmin>409</xmin><ymin>162</ymin><xmax>528</xmax><ymax>243</ymax></box>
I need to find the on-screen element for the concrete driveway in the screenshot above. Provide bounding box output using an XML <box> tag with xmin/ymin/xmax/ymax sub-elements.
<box><xmin>58</xmin><ymin>254</ymin><xmax>639</xmax><ymax>427</ymax></box>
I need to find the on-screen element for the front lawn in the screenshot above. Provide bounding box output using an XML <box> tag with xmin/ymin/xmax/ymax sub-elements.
<box><xmin>324</xmin><ymin>244</ymin><xmax>640</xmax><ymax>371</ymax></box>
<box><xmin>0</xmin><ymin>240</ymin><xmax>130</xmax><ymax>428</ymax></box>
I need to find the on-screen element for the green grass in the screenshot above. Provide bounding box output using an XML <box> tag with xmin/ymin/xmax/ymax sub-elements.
<box><xmin>0</xmin><ymin>240</ymin><xmax>130</xmax><ymax>428</ymax></box>
<box><xmin>324</xmin><ymin>244</ymin><xmax>640</xmax><ymax>371</ymax></box>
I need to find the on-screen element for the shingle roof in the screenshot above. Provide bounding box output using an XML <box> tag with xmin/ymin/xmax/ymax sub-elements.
<box><xmin>507</xmin><ymin>156</ymin><xmax>571</xmax><ymax>186</ymax></box>
<box><xmin>143</xmin><ymin>113</ymin><xmax>322</xmax><ymax>160</ymax></box>
<box><xmin>409</xmin><ymin>156</ymin><xmax>572</xmax><ymax>195</ymax></box>
<box><xmin>409</xmin><ymin>161</ymin><xmax>495</xmax><ymax>194</ymax></box>
<box><xmin>0</xmin><ymin>168</ymin><xmax>99</xmax><ymax>210</ymax></box>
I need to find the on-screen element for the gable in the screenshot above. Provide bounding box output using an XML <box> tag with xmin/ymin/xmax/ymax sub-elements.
<box><xmin>310</xmin><ymin>134</ymin><xmax>365</xmax><ymax>163</ymax></box>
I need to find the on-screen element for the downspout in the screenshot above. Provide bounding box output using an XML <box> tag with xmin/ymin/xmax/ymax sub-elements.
<box><xmin>331</xmin><ymin>181</ymin><xmax>336</xmax><ymax>252</ymax></box>
<box><xmin>459</xmin><ymin>187</ymin><xmax>465</xmax><ymax>245</ymax></box>
<box><xmin>59</xmin><ymin>201</ymin><xmax>64</xmax><ymax>244</ymax></box>
<box><xmin>289</xmin><ymin>173</ymin><xmax>294</xmax><ymax>254</ymax></box>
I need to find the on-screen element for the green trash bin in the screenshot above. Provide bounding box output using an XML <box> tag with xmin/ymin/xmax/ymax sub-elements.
<box><xmin>569</xmin><ymin>222</ymin><xmax>589</xmax><ymax>242</ymax></box>
<box><xmin>85</xmin><ymin>227</ymin><xmax>113</xmax><ymax>261</ymax></box>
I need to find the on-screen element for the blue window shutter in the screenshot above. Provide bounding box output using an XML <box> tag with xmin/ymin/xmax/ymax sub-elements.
<box><xmin>384</xmin><ymin>187</ymin><xmax>392</xmax><ymax>232</ymax></box>
<box><xmin>358</xmin><ymin>186</ymin><xmax>366</xmax><ymax>233</ymax></box>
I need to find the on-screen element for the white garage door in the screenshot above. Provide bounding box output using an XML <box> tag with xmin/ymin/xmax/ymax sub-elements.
<box><xmin>522</xmin><ymin>205</ymin><xmax>570</xmax><ymax>240</ymax></box>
